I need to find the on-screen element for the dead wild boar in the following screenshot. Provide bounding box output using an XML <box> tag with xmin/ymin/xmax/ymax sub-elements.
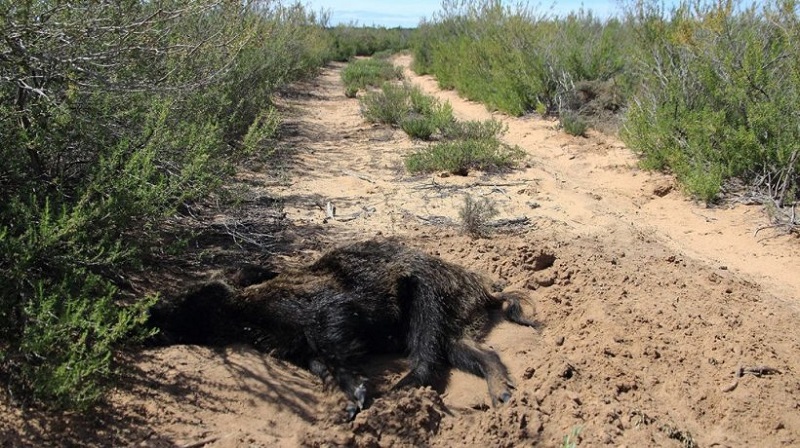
<box><xmin>147</xmin><ymin>238</ymin><xmax>537</xmax><ymax>418</ymax></box>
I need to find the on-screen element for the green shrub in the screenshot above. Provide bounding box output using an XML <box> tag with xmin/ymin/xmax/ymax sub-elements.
<box><xmin>410</xmin><ymin>1</ymin><xmax>631</xmax><ymax>117</ymax></box>
<box><xmin>341</xmin><ymin>58</ymin><xmax>404</xmax><ymax>96</ymax></box>
<box><xmin>360</xmin><ymin>82</ymin><xmax>411</xmax><ymax>125</ymax></box>
<box><xmin>621</xmin><ymin>0</ymin><xmax>800</xmax><ymax>204</ymax></box>
<box><xmin>18</xmin><ymin>274</ymin><xmax>155</xmax><ymax>409</ymax></box>
<box><xmin>401</xmin><ymin>115</ymin><xmax>438</xmax><ymax>140</ymax></box>
<box><xmin>459</xmin><ymin>195</ymin><xmax>499</xmax><ymax>238</ymax></box>
<box><xmin>405</xmin><ymin>138</ymin><xmax>524</xmax><ymax>175</ymax></box>
<box><xmin>412</xmin><ymin>0</ymin><xmax>800</xmax><ymax>205</ymax></box>
<box><xmin>408</xmin><ymin>85</ymin><xmax>437</xmax><ymax>115</ymax></box>
<box><xmin>345</xmin><ymin>85</ymin><xmax>359</xmax><ymax>98</ymax></box>
<box><xmin>0</xmin><ymin>0</ymin><xmax>332</xmax><ymax>410</ymax></box>
<box><xmin>560</xmin><ymin>113</ymin><xmax>589</xmax><ymax>137</ymax></box>
<box><xmin>441</xmin><ymin>118</ymin><xmax>507</xmax><ymax>141</ymax></box>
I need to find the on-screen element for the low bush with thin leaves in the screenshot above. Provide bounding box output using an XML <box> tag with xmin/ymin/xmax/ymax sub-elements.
<box><xmin>0</xmin><ymin>0</ymin><xmax>333</xmax><ymax>410</ymax></box>
<box><xmin>621</xmin><ymin>0</ymin><xmax>800</xmax><ymax>204</ymax></box>
<box><xmin>441</xmin><ymin>118</ymin><xmax>506</xmax><ymax>141</ymax></box>
<box><xmin>341</xmin><ymin>58</ymin><xmax>404</xmax><ymax>96</ymax></box>
<box><xmin>360</xmin><ymin>82</ymin><xmax>412</xmax><ymax>125</ymax></box>
<box><xmin>401</xmin><ymin>115</ymin><xmax>438</xmax><ymax>140</ymax></box>
<box><xmin>459</xmin><ymin>194</ymin><xmax>499</xmax><ymax>238</ymax></box>
<box><xmin>560</xmin><ymin>113</ymin><xmax>589</xmax><ymax>137</ymax></box>
<box><xmin>359</xmin><ymin>80</ymin><xmax>456</xmax><ymax>138</ymax></box>
<box><xmin>405</xmin><ymin>138</ymin><xmax>524</xmax><ymax>175</ymax></box>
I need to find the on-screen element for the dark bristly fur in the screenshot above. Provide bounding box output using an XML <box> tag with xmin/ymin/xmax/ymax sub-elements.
<box><xmin>147</xmin><ymin>238</ymin><xmax>538</xmax><ymax>418</ymax></box>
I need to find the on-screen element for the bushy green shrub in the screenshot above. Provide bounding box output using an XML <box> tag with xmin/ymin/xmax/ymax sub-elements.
<box><xmin>341</xmin><ymin>58</ymin><xmax>404</xmax><ymax>96</ymax></box>
<box><xmin>401</xmin><ymin>115</ymin><xmax>438</xmax><ymax>140</ymax></box>
<box><xmin>411</xmin><ymin>1</ymin><xmax>631</xmax><ymax>119</ymax></box>
<box><xmin>412</xmin><ymin>0</ymin><xmax>800</xmax><ymax>205</ymax></box>
<box><xmin>360</xmin><ymin>82</ymin><xmax>412</xmax><ymax>125</ymax></box>
<box><xmin>405</xmin><ymin>138</ymin><xmax>524</xmax><ymax>175</ymax></box>
<box><xmin>621</xmin><ymin>0</ymin><xmax>800</xmax><ymax>203</ymax></box>
<box><xmin>441</xmin><ymin>119</ymin><xmax>507</xmax><ymax>141</ymax></box>
<box><xmin>0</xmin><ymin>0</ymin><xmax>332</xmax><ymax>410</ymax></box>
<box><xmin>359</xmin><ymin>80</ymin><xmax>457</xmax><ymax>138</ymax></box>
<box><xmin>560</xmin><ymin>113</ymin><xmax>589</xmax><ymax>137</ymax></box>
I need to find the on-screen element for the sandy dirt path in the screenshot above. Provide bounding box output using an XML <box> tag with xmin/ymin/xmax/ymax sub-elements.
<box><xmin>4</xmin><ymin>58</ymin><xmax>800</xmax><ymax>448</ymax></box>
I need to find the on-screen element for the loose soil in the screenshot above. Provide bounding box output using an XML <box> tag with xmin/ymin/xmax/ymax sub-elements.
<box><xmin>3</xmin><ymin>55</ymin><xmax>800</xmax><ymax>447</ymax></box>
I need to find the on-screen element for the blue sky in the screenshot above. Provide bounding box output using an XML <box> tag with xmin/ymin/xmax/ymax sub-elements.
<box><xmin>306</xmin><ymin>1</ymin><xmax>626</xmax><ymax>28</ymax></box>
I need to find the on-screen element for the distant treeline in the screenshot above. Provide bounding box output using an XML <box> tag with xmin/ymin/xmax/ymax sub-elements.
<box><xmin>328</xmin><ymin>24</ymin><xmax>414</xmax><ymax>61</ymax></box>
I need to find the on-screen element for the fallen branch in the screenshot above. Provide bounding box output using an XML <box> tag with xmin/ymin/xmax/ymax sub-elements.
<box><xmin>320</xmin><ymin>204</ymin><xmax>377</xmax><ymax>223</ymax></box>
<box><xmin>416</xmin><ymin>215</ymin><xmax>455</xmax><ymax>226</ymax></box>
<box><xmin>741</xmin><ymin>365</ymin><xmax>781</xmax><ymax>377</ymax></box>
<box><xmin>214</xmin><ymin>219</ymin><xmax>273</xmax><ymax>250</ymax></box>
<box><xmin>180</xmin><ymin>435</ymin><xmax>221</xmax><ymax>448</ymax></box>
<box><xmin>412</xmin><ymin>179</ymin><xmax>532</xmax><ymax>191</ymax></box>
<box><xmin>488</xmin><ymin>216</ymin><xmax>530</xmax><ymax>227</ymax></box>
<box><xmin>721</xmin><ymin>364</ymin><xmax>781</xmax><ymax>393</ymax></box>
<box><xmin>342</xmin><ymin>169</ymin><xmax>375</xmax><ymax>184</ymax></box>
<box><xmin>753</xmin><ymin>202</ymin><xmax>797</xmax><ymax>236</ymax></box>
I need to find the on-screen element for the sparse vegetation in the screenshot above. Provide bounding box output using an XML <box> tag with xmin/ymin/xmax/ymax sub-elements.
<box><xmin>441</xmin><ymin>119</ymin><xmax>507</xmax><ymax>141</ymax></box>
<box><xmin>561</xmin><ymin>426</ymin><xmax>582</xmax><ymax>448</ymax></box>
<box><xmin>352</xmin><ymin>71</ymin><xmax>521</xmax><ymax>174</ymax></box>
<box><xmin>458</xmin><ymin>195</ymin><xmax>499</xmax><ymax>238</ymax></box>
<box><xmin>560</xmin><ymin>113</ymin><xmax>589</xmax><ymax>137</ymax></box>
<box><xmin>405</xmin><ymin>138</ymin><xmax>524</xmax><ymax>175</ymax></box>
<box><xmin>359</xmin><ymin>82</ymin><xmax>455</xmax><ymax>133</ymax></box>
<box><xmin>341</xmin><ymin>58</ymin><xmax>404</xmax><ymax>96</ymax></box>
<box><xmin>360</xmin><ymin>82</ymin><xmax>412</xmax><ymax>125</ymax></box>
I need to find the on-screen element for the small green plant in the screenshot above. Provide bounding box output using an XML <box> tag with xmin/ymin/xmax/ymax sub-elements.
<box><xmin>459</xmin><ymin>194</ymin><xmax>499</xmax><ymax>238</ymax></box>
<box><xmin>345</xmin><ymin>85</ymin><xmax>359</xmax><ymax>98</ymax></box>
<box><xmin>408</xmin><ymin>85</ymin><xmax>437</xmax><ymax>116</ymax></box>
<box><xmin>360</xmin><ymin>82</ymin><xmax>410</xmax><ymax>125</ymax></box>
<box><xmin>405</xmin><ymin>138</ymin><xmax>524</xmax><ymax>175</ymax></box>
<box><xmin>401</xmin><ymin>115</ymin><xmax>438</xmax><ymax>140</ymax></box>
<box><xmin>341</xmin><ymin>58</ymin><xmax>403</xmax><ymax>96</ymax></box>
<box><xmin>441</xmin><ymin>118</ymin><xmax>507</xmax><ymax>141</ymax></box>
<box><xmin>408</xmin><ymin>86</ymin><xmax>456</xmax><ymax>134</ymax></box>
<box><xmin>560</xmin><ymin>113</ymin><xmax>588</xmax><ymax>137</ymax></box>
<box><xmin>535</xmin><ymin>101</ymin><xmax>548</xmax><ymax>117</ymax></box>
<box><xmin>241</xmin><ymin>106</ymin><xmax>281</xmax><ymax>154</ymax></box>
<box><xmin>429</xmin><ymin>101</ymin><xmax>456</xmax><ymax>130</ymax></box>
<box><xmin>562</xmin><ymin>426</ymin><xmax>582</xmax><ymax>448</ymax></box>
